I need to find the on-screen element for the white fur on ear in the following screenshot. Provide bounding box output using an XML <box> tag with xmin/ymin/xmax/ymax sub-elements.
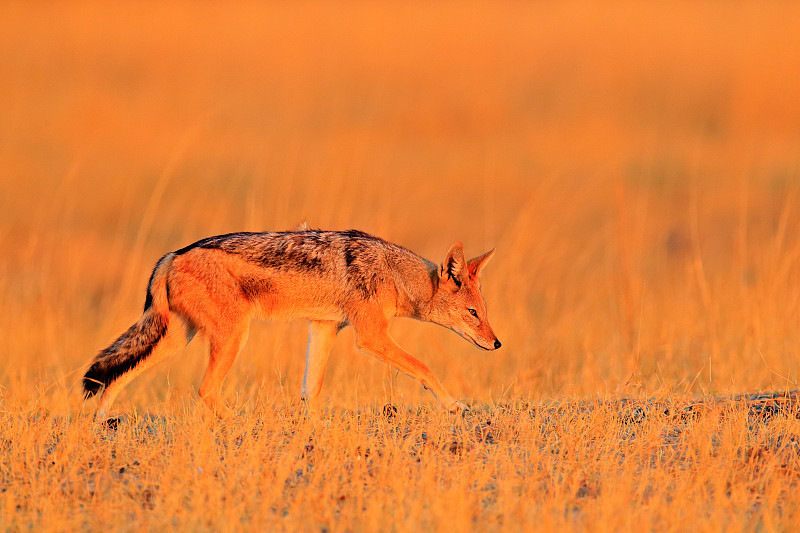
<box><xmin>440</xmin><ymin>242</ymin><xmax>466</xmax><ymax>285</ymax></box>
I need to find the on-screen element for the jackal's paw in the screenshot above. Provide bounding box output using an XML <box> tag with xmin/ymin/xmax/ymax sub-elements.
<box><xmin>448</xmin><ymin>400</ymin><xmax>469</xmax><ymax>414</ymax></box>
<box><xmin>300</xmin><ymin>396</ymin><xmax>321</xmax><ymax>415</ymax></box>
<box><xmin>208</xmin><ymin>403</ymin><xmax>235</xmax><ymax>420</ymax></box>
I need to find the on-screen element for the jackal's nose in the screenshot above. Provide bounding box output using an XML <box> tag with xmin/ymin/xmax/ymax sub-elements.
<box><xmin>494</xmin><ymin>339</ymin><xmax>502</xmax><ymax>349</ymax></box>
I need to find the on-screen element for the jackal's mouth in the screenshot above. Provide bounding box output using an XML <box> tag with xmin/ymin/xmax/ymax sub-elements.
<box><xmin>461</xmin><ymin>332</ymin><xmax>494</xmax><ymax>351</ymax></box>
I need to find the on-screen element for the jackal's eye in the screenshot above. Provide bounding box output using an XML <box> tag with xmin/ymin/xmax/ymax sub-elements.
<box><xmin>468</xmin><ymin>308</ymin><xmax>478</xmax><ymax>317</ymax></box>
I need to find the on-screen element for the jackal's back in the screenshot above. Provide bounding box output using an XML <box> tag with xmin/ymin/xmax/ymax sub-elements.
<box><xmin>173</xmin><ymin>229</ymin><xmax>433</xmax><ymax>301</ymax></box>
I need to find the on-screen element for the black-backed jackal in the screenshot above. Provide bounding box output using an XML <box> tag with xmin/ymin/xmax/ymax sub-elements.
<box><xmin>83</xmin><ymin>229</ymin><xmax>500</xmax><ymax>417</ymax></box>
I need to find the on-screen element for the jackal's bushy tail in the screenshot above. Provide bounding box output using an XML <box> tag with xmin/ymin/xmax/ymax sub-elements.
<box><xmin>83</xmin><ymin>253</ymin><xmax>175</xmax><ymax>397</ymax></box>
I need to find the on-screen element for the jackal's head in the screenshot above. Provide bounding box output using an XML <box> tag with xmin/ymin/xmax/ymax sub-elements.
<box><xmin>428</xmin><ymin>242</ymin><xmax>501</xmax><ymax>351</ymax></box>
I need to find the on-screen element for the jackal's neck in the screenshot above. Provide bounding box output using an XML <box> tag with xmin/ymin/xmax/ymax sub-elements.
<box><xmin>394</xmin><ymin>258</ymin><xmax>439</xmax><ymax>320</ymax></box>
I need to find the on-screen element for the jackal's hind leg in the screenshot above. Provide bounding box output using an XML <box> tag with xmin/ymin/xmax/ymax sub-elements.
<box><xmin>95</xmin><ymin>314</ymin><xmax>195</xmax><ymax>420</ymax></box>
<box><xmin>301</xmin><ymin>320</ymin><xmax>341</xmax><ymax>406</ymax></box>
<box><xmin>199</xmin><ymin>322</ymin><xmax>249</xmax><ymax>418</ymax></box>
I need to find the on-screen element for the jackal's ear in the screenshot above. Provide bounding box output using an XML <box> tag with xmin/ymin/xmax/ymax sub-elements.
<box><xmin>440</xmin><ymin>242</ymin><xmax>466</xmax><ymax>288</ymax></box>
<box><xmin>467</xmin><ymin>248</ymin><xmax>495</xmax><ymax>278</ymax></box>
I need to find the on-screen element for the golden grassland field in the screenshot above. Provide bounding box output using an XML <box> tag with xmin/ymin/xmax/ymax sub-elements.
<box><xmin>2</xmin><ymin>1</ymin><xmax>800</xmax><ymax>530</ymax></box>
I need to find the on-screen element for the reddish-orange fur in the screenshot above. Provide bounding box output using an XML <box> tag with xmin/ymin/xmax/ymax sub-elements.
<box><xmin>84</xmin><ymin>229</ymin><xmax>499</xmax><ymax>418</ymax></box>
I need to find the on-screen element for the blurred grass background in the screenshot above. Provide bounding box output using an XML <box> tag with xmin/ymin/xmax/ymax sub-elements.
<box><xmin>1</xmin><ymin>0</ymin><xmax>799</xmax><ymax>414</ymax></box>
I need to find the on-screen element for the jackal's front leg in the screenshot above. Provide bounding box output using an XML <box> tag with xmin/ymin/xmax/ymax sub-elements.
<box><xmin>354</xmin><ymin>320</ymin><xmax>464</xmax><ymax>412</ymax></box>
<box><xmin>301</xmin><ymin>320</ymin><xmax>340</xmax><ymax>405</ymax></box>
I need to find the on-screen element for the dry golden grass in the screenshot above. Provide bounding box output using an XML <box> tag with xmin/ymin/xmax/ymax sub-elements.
<box><xmin>2</xmin><ymin>1</ymin><xmax>800</xmax><ymax>530</ymax></box>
